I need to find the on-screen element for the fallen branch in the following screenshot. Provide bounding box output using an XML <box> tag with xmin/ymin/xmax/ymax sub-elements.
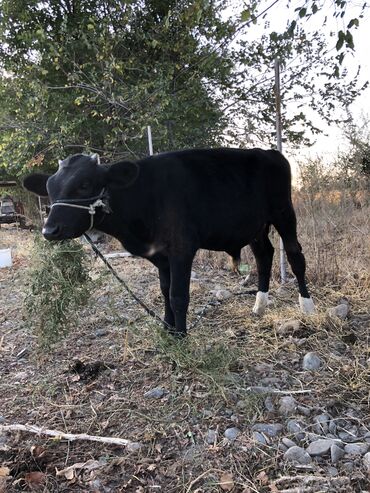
<box><xmin>0</xmin><ymin>424</ymin><xmax>141</xmax><ymax>452</ymax></box>
<box><xmin>246</xmin><ymin>386</ymin><xmax>313</xmax><ymax>395</ymax></box>
<box><xmin>273</xmin><ymin>474</ymin><xmax>351</xmax><ymax>493</ymax></box>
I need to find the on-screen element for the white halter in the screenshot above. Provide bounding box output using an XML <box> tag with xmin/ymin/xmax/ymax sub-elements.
<box><xmin>50</xmin><ymin>189</ymin><xmax>110</xmax><ymax>231</ymax></box>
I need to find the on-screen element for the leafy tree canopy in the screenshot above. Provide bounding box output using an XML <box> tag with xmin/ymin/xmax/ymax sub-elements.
<box><xmin>0</xmin><ymin>0</ymin><xmax>367</xmax><ymax>176</ymax></box>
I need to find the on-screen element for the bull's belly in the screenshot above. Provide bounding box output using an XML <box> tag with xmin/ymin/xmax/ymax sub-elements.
<box><xmin>199</xmin><ymin>233</ymin><xmax>255</xmax><ymax>253</ymax></box>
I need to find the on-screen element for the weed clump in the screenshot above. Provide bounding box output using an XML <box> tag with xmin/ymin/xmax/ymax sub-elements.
<box><xmin>25</xmin><ymin>235</ymin><xmax>92</xmax><ymax>348</ymax></box>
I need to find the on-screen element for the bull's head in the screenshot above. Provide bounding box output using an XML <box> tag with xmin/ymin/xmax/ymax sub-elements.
<box><xmin>23</xmin><ymin>153</ymin><xmax>139</xmax><ymax>240</ymax></box>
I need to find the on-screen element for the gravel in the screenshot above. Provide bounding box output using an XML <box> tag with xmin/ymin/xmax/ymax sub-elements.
<box><xmin>264</xmin><ymin>396</ymin><xmax>274</xmax><ymax>412</ymax></box>
<box><xmin>330</xmin><ymin>443</ymin><xmax>345</xmax><ymax>463</ymax></box>
<box><xmin>327</xmin><ymin>303</ymin><xmax>349</xmax><ymax>320</ymax></box>
<box><xmin>363</xmin><ymin>452</ymin><xmax>370</xmax><ymax>473</ymax></box>
<box><xmin>306</xmin><ymin>439</ymin><xmax>334</xmax><ymax>456</ymax></box>
<box><xmin>278</xmin><ymin>396</ymin><xmax>297</xmax><ymax>415</ymax></box>
<box><xmin>286</xmin><ymin>419</ymin><xmax>306</xmax><ymax>440</ymax></box>
<box><xmin>206</xmin><ymin>429</ymin><xmax>217</xmax><ymax>445</ymax></box>
<box><xmin>253</xmin><ymin>431</ymin><xmax>268</xmax><ymax>445</ymax></box>
<box><xmin>343</xmin><ymin>442</ymin><xmax>369</xmax><ymax>456</ymax></box>
<box><xmin>284</xmin><ymin>446</ymin><xmax>312</xmax><ymax>465</ymax></box>
<box><xmin>251</xmin><ymin>423</ymin><xmax>283</xmax><ymax>437</ymax></box>
<box><xmin>313</xmin><ymin>413</ymin><xmax>331</xmax><ymax>434</ymax></box>
<box><xmin>144</xmin><ymin>387</ymin><xmax>167</xmax><ymax>399</ymax></box>
<box><xmin>277</xmin><ymin>319</ymin><xmax>300</xmax><ymax>335</ymax></box>
<box><xmin>302</xmin><ymin>352</ymin><xmax>322</xmax><ymax>371</ymax></box>
<box><xmin>95</xmin><ymin>328</ymin><xmax>109</xmax><ymax>337</ymax></box>
<box><xmin>224</xmin><ymin>427</ymin><xmax>241</xmax><ymax>441</ymax></box>
<box><xmin>282</xmin><ymin>437</ymin><xmax>297</xmax><ymax>448</ymax></box>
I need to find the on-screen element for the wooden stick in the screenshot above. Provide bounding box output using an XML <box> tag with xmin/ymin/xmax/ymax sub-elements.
<box><xmin>0</xmin><ymin>424</ymin><xmax>141</xmax><ymax>451</ymax></box>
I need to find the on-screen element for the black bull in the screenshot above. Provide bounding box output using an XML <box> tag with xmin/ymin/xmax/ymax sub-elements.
<box><xmin>23</xmin><ymin>148</ymin><xmax>315</xmax><ymax>335</ymax></box>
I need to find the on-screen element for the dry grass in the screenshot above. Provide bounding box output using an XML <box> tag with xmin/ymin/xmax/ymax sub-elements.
<box><xmin>0</xmin><ymin>193</ymin><xmax>369</xmax><ymax>492</ymax></box>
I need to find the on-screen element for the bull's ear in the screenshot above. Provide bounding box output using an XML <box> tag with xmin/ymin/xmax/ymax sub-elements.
<box><xmin>23</xmin><ymin>173</ymin><xmax>50</xmax><ymax>197</ymax></box>
<box><xmin>106</xmin><ymin>161</ymin><xmax>139</xmax><ymax>188</ymax></box>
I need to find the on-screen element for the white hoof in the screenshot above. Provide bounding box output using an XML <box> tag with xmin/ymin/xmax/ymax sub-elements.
<box><xmin>253</xmin><ymin>291</ymin><xmax>269</xmax><ymax>316</ymax></box>
<box><xmin>299</xmin><ymin>295</ymin><xmax>315</xmax><ymax>315</ymax></box>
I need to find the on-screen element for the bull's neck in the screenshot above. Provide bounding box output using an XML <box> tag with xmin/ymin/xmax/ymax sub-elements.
<box><xmin>94</xmin><ymin>194</ymin><xmax>156</xmax><ymax>257</ymax></box>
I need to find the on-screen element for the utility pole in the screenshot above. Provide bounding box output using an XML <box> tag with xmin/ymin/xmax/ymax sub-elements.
<box><xmin>147</xmin><ymin>125</ymin><xmax>153</xmax><ymax>156</ymax></box>
<box><xmin>274</xmin><ymin>58</ymin><xmax>287</xmax><ymax>283</ymax></box>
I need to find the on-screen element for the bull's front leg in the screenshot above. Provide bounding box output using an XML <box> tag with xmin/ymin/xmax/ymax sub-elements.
<box><xmin>158</xmin><ymin>261</ymin><xmax>175</xmax><ymax>328</ymax></box>
<box><xmin>168</xmin><ymin>255</ymin><xmax>194</xmax><ymax>336</ymax></box>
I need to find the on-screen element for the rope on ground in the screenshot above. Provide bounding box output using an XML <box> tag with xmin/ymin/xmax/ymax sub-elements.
<box><xmin>83</xmin><ymin>233</ymin><xmax>257</xmax><ymax>332</ymax></box>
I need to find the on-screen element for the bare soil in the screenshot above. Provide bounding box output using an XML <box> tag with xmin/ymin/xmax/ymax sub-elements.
<box><xmin>0</xmin><ymin>220</ymin><xmax>369</xmax><ymax>492</ymax></box>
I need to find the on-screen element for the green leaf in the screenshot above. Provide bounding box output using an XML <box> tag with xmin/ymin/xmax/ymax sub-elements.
<box><xmin>336</xmin><ymin>30</ymin><xmax>345</xmax><ymax>50</ymax></box>
<box><xmin>288</xmin><ymin>20</ymin><xmax>297</xmax><ymax>35</ymax></box>
<box><xmin>345</xmin><ymin>30</ymin><xmax>354</xmax><ymax>50</ymax></box>
<box><xmin>299</xmin><ymin>7</ymin><xmax>307</xmax><ymax>18</ymax></box>
<box><xmin>347</xmin><ymin>18</ymin><xmax>359</xmax><ymax>29</ymax></box>
<box><xmin>241</xmin><ymin>9</ymin><xmax>251</xmax><ymax>22</ymax></box>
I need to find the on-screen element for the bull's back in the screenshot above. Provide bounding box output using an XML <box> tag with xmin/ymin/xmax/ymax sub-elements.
<box><xmin>138</xmin><ymin>148</ymin><xmax>291</xmax><ymax>250</ymax></box>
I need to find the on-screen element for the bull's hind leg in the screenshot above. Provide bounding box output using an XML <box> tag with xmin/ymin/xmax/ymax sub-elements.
<box><xmin>273</xmin><ymin>208</ymin><xmax>315</xmax><ymax>314</ymax></box>
<box><xmin>250</xmin><ymin>228</ymin><xmax>274</xmax><ymax>316</ymax></box>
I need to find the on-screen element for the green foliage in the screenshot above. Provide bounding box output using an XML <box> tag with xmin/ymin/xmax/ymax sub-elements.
<box><xmin>0</xmin><ymin>0</ymin><xmax>367</xmax><ymax>174</ymax></box>
<box><xmin>25</xmin><ymin>235</ymin><xmax>92</xmax><ymax>349</ymax></box>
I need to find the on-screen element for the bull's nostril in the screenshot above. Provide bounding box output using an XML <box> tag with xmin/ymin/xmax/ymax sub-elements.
<box><xmin>42</xmin><ymin>224</ymin><xmax>61</xmax><ymax>239</ymax></box>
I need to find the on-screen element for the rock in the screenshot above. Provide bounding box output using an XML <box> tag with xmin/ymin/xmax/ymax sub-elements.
<box><xmin>307</xmin><ymin>432</ymin><xmax>322</xmax><ymax>442</ymax></box>
<box><xmin>264</xmin><ymin>396</ymin><xmax>274</xmax><ymax>412</ymax></box>
<box><xmin>127</xmin><ymin>442</ymin><xmax>142</xmax><ymax>452</ymax></box>
<box><xmin>95</xmin><ymin>328</ymin><xmax>109</xmax><ymax>337</ymax></box>
<box><xmin>338</xmin><ymin>425</ymin><xmax>359</xmax><ymax>443</ymax></box>
<box><xmin>144</xmin><ymin>387</ymin><xmax>167</xmax><ymax>399</ymax></box>
<box><xmin>364</xmin><ymin>432</ymin><xmax>370</xmax><ymax>443</ymax></box>
<box><xmin>253</xmin><ymin>431</ymin><xmax>268</xmax><ymax>445</ymax></box>
<box><xmin>287</xmin><ymin>420</ymin><xmax>306</xmax><ymax>441</ymax></box>
<box><xmin>328</xmin><ymin>421</ymin><xmax>337</xmax><ymax>434</ymax></box>
<box><xmin>342</xmin><ymin>462</ymin><xmax>354</xmax><ymax>474</ymax></box>
<box><xmin>206</xmin><ymin>429</ymin><xmax>217</xmax><ymax>445</ymax></box>
<box><xmin>278</xmin><ymin>396</ymin><xmax>297</xmax><ymax>416</ymax></box>
<box><xmin>284</xmin><ymin>446</ymin><xmax>312</xmax><ymax>465</ymax></box>
<box><xmin>327</xmin><ymin>303</ymin><xmax>349</xmax><ymax>320</ymax></box>
<box><xmin>191</xmin><ymin>270</ymin><xmax>198</xmax><ymax>280</ymax></box>
<box><xmin>313</xmin><ymin>413</ymin><xmax>331</xmax><ymax>435</ymax></box>
<box><xmin>215</xmin><ymin>289</ymin><xmax>232</xmax><ymax>300</ymax></box>
<box><xmin>297</xmin><ymin>405</ymin><xmax>311</xmax><ymax>416</ymax></box>
<box><xmin>0</xmin><ymin>433</ymin><xmax>8</xmax><ymax>445</ymax></box>
<box><xmin>282</xmin><ymin>437</ymin><xmax>297</xmax><ymax>448</ymax></box>
<box><xmin>251</xmin><ymin>423</ymin><xmax>283</xmax><ymax>437</ymax></box>
<box><xmin>327</xmin><ymin>466</ymin><xmax>338</xmax><ymax>477</ymax></box>
<box><xmin>344</xmin><ymin>442</ymin><xmax>369</xmax><ymax>456</ymax></box>
<box><xmin>306</xmin><ymin>439</ymin><xmax>334</xmax><ymax>456</ymax></box>
<box><xmin>278</xmin><ymin>319</ymin><xmax>300</xmax><ymax>335</ymax></box>
<box><xmin>363</xmin><ymin>452</ymin><xmax>370</xmax><ymax>473</ymax></box>
<box><xmin>224</xmin><ymin>427</ymin><xmax>241</xmax><ymax>441</ymax></box>
<box><xmin>302</xmin><ymin>352</ymin><xmax>322</xmax><ymax>371</ymax></box>
<box><xmin>278</xmin><ymin>442</ymin><xmax>288</xmax><ymax>452</ymax></box>
<box><xmin>331</xmin><ymin>443</ymin><xmax>345</xmax><ymax>463</ymax></box>
<box><xmin>260</xmin><ymin>377</ymin><xmax>281</xmax><ymax>386</ymax></box>
<box><xmin>0</xmin><ymin>416</ymin><xmax>5</xmax><ymax>424</ymax></box>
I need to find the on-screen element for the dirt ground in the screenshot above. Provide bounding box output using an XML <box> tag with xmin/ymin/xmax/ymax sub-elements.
<box><xmin>0</xmin><ymin>223</ymin><xmax>370</xmax><ymax>492</ymax></box>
